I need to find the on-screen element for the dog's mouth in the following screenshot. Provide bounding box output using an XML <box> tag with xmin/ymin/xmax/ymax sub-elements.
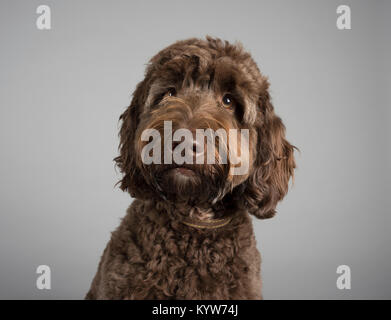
<box><xmin>174</xmin><ymin>167</ymin><xmax>196</xmax><ymax>176</ymax></box>
<box><xmin>161</xmin><ymin>164</ymin><xmax>198</xmax><ymax>177</ymax></box>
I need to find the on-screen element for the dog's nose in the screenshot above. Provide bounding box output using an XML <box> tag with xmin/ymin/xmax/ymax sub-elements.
<box><xmin>191</xmin><ymin>140</ymin><xmax>203</xmax><ymax>157</ymax></box>
<box><xmin>172</xmin><ymin>139</ymin><xmax>203</xmax><ymax>158</ymax></box>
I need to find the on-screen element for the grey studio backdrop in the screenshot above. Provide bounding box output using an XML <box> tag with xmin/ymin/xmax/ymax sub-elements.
<box><xmin>0</xmin><ymin>0</ymin><xmax>390</xmax><ymax>299</ymax></box>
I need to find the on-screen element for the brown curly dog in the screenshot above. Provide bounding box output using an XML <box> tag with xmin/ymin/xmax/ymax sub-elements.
<box><xmin>86</xmin><ymin>37</ymin><xmax>295</xmax><ymax>300</ymax></box>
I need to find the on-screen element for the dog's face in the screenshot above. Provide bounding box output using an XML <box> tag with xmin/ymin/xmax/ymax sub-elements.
<box><xmin>115</xmin><ymin>37</ymin><xmax>295</xmax><ymax>218</ymax></box>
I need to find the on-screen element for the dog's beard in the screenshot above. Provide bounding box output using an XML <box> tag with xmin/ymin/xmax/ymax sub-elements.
<box><xmin>148</xmin><ymin>163</ymin><xmax>229</xmax><ymax>204</ymax></box>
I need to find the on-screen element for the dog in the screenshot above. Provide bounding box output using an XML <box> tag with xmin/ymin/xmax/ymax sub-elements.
<box><xmin>85</xmin><ymin>37</ymin><xmax>295</xmax><ymax>300</ymax></box>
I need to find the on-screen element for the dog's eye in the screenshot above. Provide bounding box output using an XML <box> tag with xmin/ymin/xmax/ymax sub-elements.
<box><xmin>222</xmin><ymin>94</ymin><xmax>235</xmax><ymax>109</ymax></box>
<box><xmin>165</xmin><ymin>88</ymin><xmax>176</xmax><ymax>97</ymax></box>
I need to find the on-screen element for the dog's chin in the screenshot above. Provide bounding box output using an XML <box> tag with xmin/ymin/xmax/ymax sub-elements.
<box><xmin>156</xmin><ymin>166</ymin><xmax>219</xmax><ymax>203</ymax></box>
<box><xmin>171</xmin><ymin>167</ymin><xmax>198</xmax><ymax>179</ymax></box>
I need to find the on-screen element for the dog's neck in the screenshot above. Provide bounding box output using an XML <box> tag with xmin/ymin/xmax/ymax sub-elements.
<box><xmin>174</xmin><ymin>201</ymin><xmax>221</xmax><ymax>220</ymax></box>
<box><xmin>148</xmin><ymin>198</ymin><xmax>231</xmax><ymax>221</ymax></box>
<box><xmin>170</xmin><ymin>201</ymin><xmax>233</xmax><ymax>230</ymax></box>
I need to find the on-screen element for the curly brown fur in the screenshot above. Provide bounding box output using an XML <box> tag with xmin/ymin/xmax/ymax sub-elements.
<box><xmin>86</xmin><ymin>37</ymin><xmax>295</xmax><ymax>300</ymax></box>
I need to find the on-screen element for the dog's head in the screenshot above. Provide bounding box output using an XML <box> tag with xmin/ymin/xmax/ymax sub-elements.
<box><xmin>115</xmin><ymin>37</ymin><xmax>295</xmax><ymax>218</ymax></box>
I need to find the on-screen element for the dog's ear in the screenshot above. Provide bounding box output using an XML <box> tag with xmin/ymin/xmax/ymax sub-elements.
<box><xmin>239</xmin><ymin>82</ymin><xmax>296</xmax><ymax>219</ymax></box>
<box><xmin>114</xmin><ymin>79</ymin><xmax>152</xmax><ymax>198</ymax></box>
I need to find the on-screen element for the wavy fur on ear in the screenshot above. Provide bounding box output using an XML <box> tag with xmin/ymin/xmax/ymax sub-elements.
<box><xmin>114</xmin><ymin>79</ymin><xmax>153</xmax><ymax>199</ymax></box>
<box><xmin>239</xmin><ymin>81</ymin><xmax>296</xmax><ymax>219</ymax></box>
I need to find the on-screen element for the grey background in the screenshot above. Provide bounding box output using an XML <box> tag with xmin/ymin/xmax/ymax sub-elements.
<box><xmin>0</xmin><ymin>0</ymin><xmax>390</xmax><ymax>299</ymax></box>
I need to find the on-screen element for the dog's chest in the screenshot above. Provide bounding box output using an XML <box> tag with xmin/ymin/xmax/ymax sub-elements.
<box><xmin>131</xmin><ymin>220</ymin><xmax>252</xmax><ymax>299</ymax></box>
